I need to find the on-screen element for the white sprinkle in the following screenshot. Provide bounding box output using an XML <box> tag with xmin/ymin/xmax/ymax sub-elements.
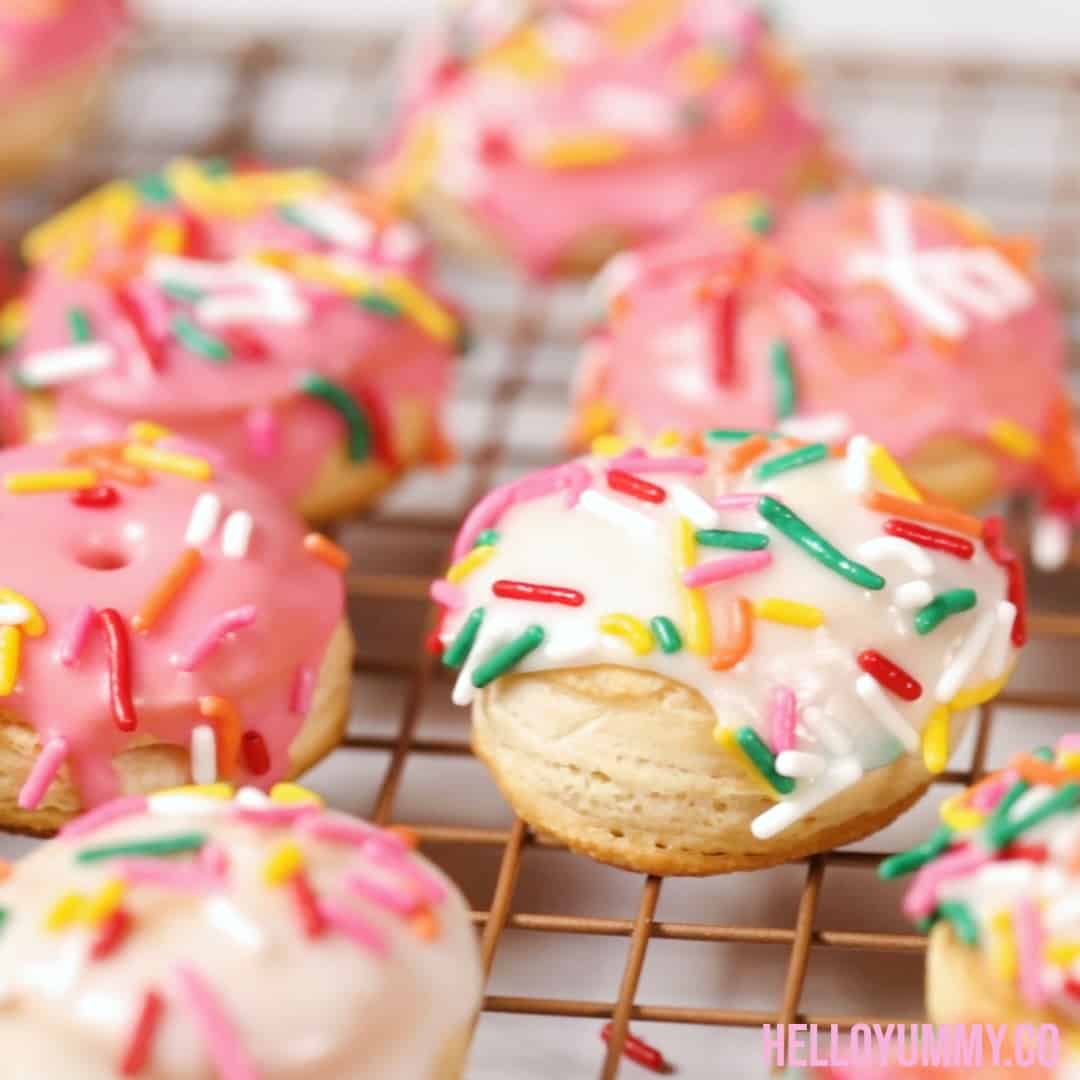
<box><xmin>196</xmin><ymin>292</ymin><xmax>308</xmax><ymax>327</ymax></box>
<box><xmin>17</xmin><ymin>342</ymin><xmax>114</xmax><ymax>387</ymax></box>
<box><xmin>148</xmin><ymin>255</ymin><xmax>292</xmax><ymax>295</ymax></box>
<box><xmin>775</xmin><ymin>750</ymin><xmax>826</xmax><ymax>779</ymax></box>
<box><xmin>801</xmin><ymin>705</ymin><xmax>854</xmax><ymax>756</ymax></box>
<box><xmin>190</xmin><ymin>725</ymin><xmax>218</xmax><ymax>785</ymax></box>
<box><xmin>934</xmin><ymin>606</ymin><xmax>998</xmax><ymax>703</ymax></box>
<box><xmin>184</xmin><ymin>492</ymin><xmax>222</xmax><ymax>547</ymax></box>
<box><xmin>234</xmin><ymin>786</ymin><xmax>272</xmax><ymax>808</ymax></box>
<box><xmin>380</xmin><ymin>222</ymin><xmax>423</xmax><ymax>262</ymax></box>
<box><xmin>221</xmin><ymin>511</ymin><xmax>254</xmax><ymax>559</ymax></box>
<box><xmin>579</xmin><ymin>489</ymin><xmax>657</xmax><ymax>541</ymax></box>
<box><xmin>855</xmin><ymin>674</ymin><xmax>920</xmax><ymax>753</ymax></box>
<box><xmin>0</xmin><ymin>603</ymin><xmax>29</xmax><ymax>626</ymax></box>
<box><xmin>149</xmin><ymin>792</ymin><xmax>230</xmax><ymax>818</ymax></box>
<box><xmin>1032</xmin><ymin>513</ymin><xmax>1071</xmax><ymax>572</ymax></box>
<box><xmin>985</xmin><ymin>601</ymin><xmax>1017</xmax><ymax>680</ymax></box>
<box><xmin>452</xmin><ymin>622</ymin><xmax>514</xmax><ymax>708</ymax></box>
<box><xmin>1046</xmin><ymin>891</ymin><xmax>1080</xmax><ymax>933</ymax></box>
<box><xmin>894</xmin><ymin>580</ymin><xmax>934</xmax><ymax>609</ymax></box>
<box><xmin>670</xmin><ymin>483</ymin><xmax>719</xmax><ymax>529</ymax></box>
<box><xmin>856</xmin><ymin>536</ymin><xmax>934</xmax><ymax>577</ymax></box>
<box><xmin>778</xmin><ymin>411</ymin><xmax>852</xmax><ymax>444</ymax></box>
<box><xmin>589</xmin><ymin>251</ymin><xmax>639</xmax><ymax>313</ymax></box>
<box><xmin>844</xmin><ymin>435</ymin><xmax>872</xmax><ymax>494</ymax></box>
<box><xmin>205</xmin><ymin>897</ymin><xmax>265</xmax><ymax>952</ymax></box>
<box><xmin>751</xmin><ymin>757</ymin><xmax>864</xmax><ymax>839</ymax></box>
<box><xmin>290</xmin><ymin>198</ymin><xmax>375</xmax><ymax>249</ymax></box>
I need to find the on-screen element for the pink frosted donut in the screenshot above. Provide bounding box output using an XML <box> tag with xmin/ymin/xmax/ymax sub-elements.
<box><xmin>0</xmin><ymin>0</ymin><xmax>128</xmax><ymax>185</ymax></box>
<box><xmin>574</xmin><ymin>188</ymin><xmax>1080</xmax><ymax>567</ymax></box>
<box><xmin>375</xmin><ymin>0</ymin><xmax>848</xmax><ymax>277</ymax></box>
<box><xmin>0</xmin><ymin>430</ymin><xmax>353</xmax><ymax>833</ymax></box>
<box><xmin>2</xmin><ymin>159</ymin><xmax>465</xmax><ymax>522</ymax></box>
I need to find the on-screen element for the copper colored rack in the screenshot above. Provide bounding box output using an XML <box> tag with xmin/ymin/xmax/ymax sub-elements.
<box><xmin>5</xmin><ymin>21</ymin><xmax>1080</xmax><ymax>1078</ymax></box>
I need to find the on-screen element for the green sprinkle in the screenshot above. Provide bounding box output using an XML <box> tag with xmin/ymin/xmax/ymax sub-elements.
<box><xmin>914</xmin><ymin>589</ymin><xmax>977</xmax><ymax>635</ymax></box>
<box><xmin>67</xmin><ymin>307</ymin><xmax>93</xmax><ymax>344</ymax></box>
<box><xmin>202</xmin><ymin>158</ymin><xmax>231</xmax><ymax>177</ymax></box>
<box><xmin>938</xmin><ymin>899</ymin><xmax>979</xmax><ymax>946</ymax></box>
<box><xmin>455</xmin><ymin>323</ymin><xmax>474</xmax><ymax>357</ymax></box>
<box><xmin>162</xmin><ymin>282</ymin><xmax>205</xmax><ymax>305</ymax></box>
<box><xmin>735</xmin><ymin>726</ymin><xmax>795</xmax><ymax>795</ymax></box>
<box><xmin>134</xmin><ymin>172</ymin><xmax>174</xmax><ymax>205</ymax></box>
<box><xmin>76</xmin><ymin>832</ymin><xmax>208</xmax><ymax>864</ymax></box>
<box><xmin>758</xmin><ymin>495</ymin><xmax>885</xmax><ymax>591</ymax></box>
<box><xmin>771</xmin><ymin>340</ymin><xmax>797</xmax><ymax>420</ymax></box>
<box><xmin>358</xmin><ymin>293</ymin><xmax>403</xmax><ymax>319</ymax></box>
<box><xmin>471</xmin><ymin>626</ymin><xmax>545</xmax><ymax>688</ymax></box>
<box><xmin>649</xmin><ymin>615</ymin><xmax>683</xmax><ymax>654</ymax></box>
<box><xmin>694</xmin><ymin>529</ymin><xmax>769</xmax><ymax>550</ymax></box>
<box><xmin>298</xmin><ymin>371</ymin><xmax>372</xmax><ymax>461</ymax></box>
<box><xmin>986</xmin><ymin>778</ymin><xmax>1031</xmax><ymax>850</ymax></box>
<box><xmin>878</xmin><ymin>824</ymin><xmax>954</xmax><ymax>880</ymax></box>
<box><xmin>748</xmin><ymin>203</ymin><xmax>774</xmax><ymax>236</ymax></box>
<box><xmin>755</xmin><ymin>443</ymin><xmax>829</xmax><ymax>481</ymax></box>
<box><xmin>705</xmin><ymin>428</ymin><xmax>758</xmax><ymax>443</ymax></box>
<box><xmin>989</xmin><ymin>782</ymin><xmax>1080</xmax><ymax>851</ymax></box>
<box><xmin>1032</xmin><ymin>745</ymin><xmax>1055</xmax><ymax>762</ymax></box>
<box><xmin>915</xmin><ymin>915</ymin><xmax>938</xmax><ymax>934</ymax></box>
<box><xmin>0</xmin><ymin>907</ymin><xmax>7</xmax><ymax>933</ymax></box>
<box><xmin>279</xmin><ymin>205</ymin><xmax>313</xmax><ymax>232</ymax></box>
<box><xmin>473</xmin><ymin>529</ymin><xmax>500</xmax><ymax>548</ymax></box>
<box><xmin>173</xmin><ymin>316</ymin><xmax>232</xmax><ymax>363</ymax></box>
<box><xmin>443</xmin><ymin>607</ymin><xmax>485</xmax><ymax>670</ymax></box>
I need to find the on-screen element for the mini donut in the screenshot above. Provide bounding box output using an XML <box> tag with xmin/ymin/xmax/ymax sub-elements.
<box><xmin>574</xmin><ymin>187</ymin><xmax>1079</xmax><ymax>568</ymax></box>
<box><xmin>0</xmin><ymin>430</ymin><xmax>354</xmax><ymax>834</ymax></box>
<box><xmin>0</xmin><ymin>785</ymin><xmax>481</xmax><ymax>1078</ymax></box>
<box><xmin>375</xmin><ymin>0</ymin><xmax>847</xmax><ymax>277</ymax></box>
<box><xmin>0</xmin><ymin>0</ymin><xmax>127</xmax><ymax>185</ymax></box>
<box><xmin>434</xmin><ymin>430</ymin><xmax>1022</xmax><ymax>875</ymax></box>
<box><xmin>2</xmin><ymin>159</ymin><xmax>465</xmax><ymax>522</ymax></box>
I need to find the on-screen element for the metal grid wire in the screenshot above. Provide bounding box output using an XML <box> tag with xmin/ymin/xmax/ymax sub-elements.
<box><xmin>6</xmin><ymin>21</ymin><xmax>1080</xmax><ymax>1077</ymax></box>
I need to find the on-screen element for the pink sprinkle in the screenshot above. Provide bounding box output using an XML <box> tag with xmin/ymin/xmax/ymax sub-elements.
<box><xmin>58</xmin><ymin>604</ymin><xmax>97</xmax><ymax>667</ymax></box>
<box><xmin>319</xmin><ymin>898</ymin><xmax>390</xmax><ymax>956</ymax></box>
<box><xmin>172</xmin><ymin>606</ymin><xmax>257</xmax><ymax>672</ymax></box>
<box><xmin>363</xmin><ymin>841</ymin><xmax>448</xmax><ymax>905</ymax></box>
<box><xmin>902</xmin><ymin>844</ymin><xmax>990</xmax><ymax>920</ymax></box>
<box><xmin>17</xmin><ymin>736</ymin><xmax>69</xmax><ymax>811</ymax></box>
<box><xmin>246</xmin><ymin>407</ymin><xmax>280</xmax><ymax>459</ymax></box>
<box><xmin>683</xmin><ymin>550</ymin><xmax>772</xmax><ymax>588</ymax></box>
<box><xmin>612</xmin><ymin>454</ymin><xmax>706</xmax><ymax>476</ymax></box>
<box><xmin>175</xmin><ymin>964</ymin><xmax>259</xmax><ymax>1080</ymax></box>
<box><xmin>60</xmin><ymin>795</ymin><xmax>148</xmax><ymax>840</ymax></box>
<box><xmin>302</xmin><ymin>815</ymin><xmax>405</xmax><ymax>852</ymax></box>
<box><xmin>233</xmin><ymin>804</ymin><xmax>319</xmax><ymax>827</ymax></box>
<box><xmin>969</xmin><ymin>771</ymin><xmax>1016</xmax><ymax>813</ymax></box>
<box><xmin>117</xmin><ymin>859</ymin><xmax>223</xmax><ymax>893</ymax></box>
<box><xmin>347</xmin><ymin>872</ymin><xmax>423</xmax><ymax>916</ymax></box>
<box><xmin>1014</xmin><ymin>898</ymin><xmax>1048</xmax><ymax>1008</ymax></box>
<box><xmin>769</xmin><ymin>688</ymin><xmax>797</xmax><ymax>754</ymax></box>
<box><xmin>713</xmin><ymin>493</ymin><xmax>767</xmax><ymax>510</ymax></box>
<box><xmin>289</xmin><ymin>666</ymin><xmax>315</xmax><ymax>716</ymax></box>
<box><xmin>199</xmin><ymin>842</ymin><xmax>231</xmax><ymax>877</ymax></box>
<box><xmin>429</xmin><ymin>579</ymin><xmax>465</xmax><ymax>611</ymax></box>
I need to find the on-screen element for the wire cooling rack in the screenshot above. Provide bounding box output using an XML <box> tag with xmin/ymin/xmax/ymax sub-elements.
<box><xmin>4</xmin><ymin>19</ymin><xmax>1080</xmax><ymax>1079</ymax></box>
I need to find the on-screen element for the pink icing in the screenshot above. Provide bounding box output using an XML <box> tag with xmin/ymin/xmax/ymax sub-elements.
<box><xmin>0</xmin><ymin>434</ymin><xmax>345</xmax><ymax>809</ymax></box>
<box><xmin>376</xmin><ymin>0</ymin><xmax>845</xmax><ymax>276</ymax></box>
<box><xmin>577</xmin><ymin>188</ymin><xmax>1069</xmax><ymax>499</ymax></box>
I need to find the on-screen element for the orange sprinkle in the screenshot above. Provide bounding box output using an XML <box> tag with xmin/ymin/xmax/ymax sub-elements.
<box><xmin>303</xmin><ymin>532</ymin><xmax>351</xmax><ymax>571</ymax></box>
<box><xmin>132</xmin><ymin>548</ymin><xmax>202</xmax><ymax>632</ymax></box>
<box><xmin>83</xmin><ymin>452</ymin><xmax>150</xmax><ymax>487</ymax></box>
<box><xmin>64</xmin><ymin>441</ymin><xmax>128</xmax><ymax>464</ymax></box>
<box><xmin>710</xmin><ymin>595</ymin><xmax>754</xmax><ymax>671</ymax></box>
<box><xmin>1011</xmin><ymin>753</ymin><xmax>1078</xmax><ymax>788</ymax></box>
<box><xmin>199</xmin><ymin>696</ymin><xmax>242</xmax><ymax>779</ymax></box>
<box><xmin>386</xmin><ymin>825</ymin><xmax>420</xmax><ymax>850</ymax></box>
<box><xmin>411</xmin><ymin>908</ymin><xmax>441</xmax><ymax>942</ymax></box>
<box><xmin>1042</xmin><ymin>393</ymin><xmax>1080</xmax><ymax>498</ymax></box>
<box><xmin>724</xmin><ymin>434</ymin><xmax>771</xmax><ymax>474</ymax></box>
<box><xmin>863</xmin><ymin>491</ymin><xmax>984</xmax><ymax>538</ymax></box>
<box><xmin>0</xmin><ymin>858</ymin><xmax>11</xmax><ymax>882</ymax></box>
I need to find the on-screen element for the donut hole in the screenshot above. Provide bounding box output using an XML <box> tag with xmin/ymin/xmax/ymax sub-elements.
<box><xmin>74</xmin><ymin>540</ymin><xmax>132</xmax><ymax>572</ymax></box>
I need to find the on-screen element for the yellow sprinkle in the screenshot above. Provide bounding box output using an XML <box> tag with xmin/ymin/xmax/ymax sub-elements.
<box><xmin>269</xmin><ymin>783</ymin><xmax>324</xmax><ymax>807</ymax></box>
<box><xmin>85</xmin><ymin>879</ymin><xmax>128</xmax><ymax>926</ymax></box>
<box><xmin>4</xmin><ymin>468</ymin><xmax>98</xmax><ymax>494</ymax></box>
<box><xmin>0</xmin><ymin>299</ymin><xmax>27</xmax><ymax>347</ymax></box>
<box><xmin>481</xmin><ymin>27</ymin><xmax>561</xmax><ymax>81</ymax></box>
<box><xmin>128</xmin><ymin>420</ymin><xmax>172</xmax><ymax>445</ymax></box>
<box><xmin>949</xmin><ymin>672</ymin><xmax>1011</xmax><ymax>712</ymax></box>
<box><xmin>869</xmin><ymin>444</ymin><xmax>923</xmax><ymax>502</ymax></box>
<box><xmin>148</xmin><ymin>219</ymin><xmax>186</xmax><ymax>254</ymax></box>
<box><xmin>988</xmin><ymin>419</ymin><xmax>1041</xmax><ymax>461</ymax></box>
<box><xmin>264</xmin><ymin>841</ymin><xmax>305</xmax><ymax>886</ymax></box>
<box><xmin>939</xmin><ymin>791</ymin><xmax>985</xmax><ymax>832</ymax></box>
<box><xmin>1059</xmin><ymin>750</ymin><xmax>1080</xmax><ymax>773</ymax></box>
<box><xmin>921</xmin><ymin>705</ymin><xmax>951</xmax><ymax>774</ymax></box>
<box><xmin>1046</xmin><ymin>939</ymin><xmax>1080</xmax><ymax>968</ymax></box>
<box><xmin>598</xmin><ymin>613</ymin><xmax>653</xmax><ymax>655</ymax></box>
<box><xmin>990</xmin><ymin>910</ymin><xmax>1018</xmax><ymax>982</ymax></box>
<box><xmin>652</xmin><ymin>430</ymin><xmax>682</xmax><ymax>450</ymax></box>
<box><xmin>679</xmin><ymin>45</ymin><xmax>729</xmax><ymax>92</ymax></box>
<box><xmin>23</xmin><ymin>181</ymin><xmax>139</xmax><ymax>266</ymax></box>
<box><xmin>753</xmin><ymin>598</ymin><xmax>824</xmax><ymax>629</ymax></box>
<box><xmin>675</xmin><ymin>517</ymin><xmax>711</xmax><ymax>655</ymax></box>
<box><xmin>156</xmin><ymin>783</ymin><xmax>234</xmax><ymax>801</ymax></box>
<box><xmin>280</xmin><ymin>252</ymin><xmax>368</xmax><ymax>295</ymax></box>
<box><xmin>46</xmin><ymin>892</ymin><xmax>86</xmax><ymax>932</ymax></box>
<box><xmin>0</xmin><ymin>589</ymin><xmax>46</xmax><ymax>637</ymax></box>
<box><xmin>539</xmin><ymin>135</ymin><xmax>629</xmax><ymax>170</ymax></box>
<box><xmin>166</xmin><ymin>160</ymin><xmax>327</xmax><ymax>218</ymax></box>
<box><xmin>605</xmin><ymin>0</ymin><xmax>682</xmax><ymax>47</ymax></box>
<box><xmin>0</xmin><ymin>626</ymin><xmax>21</xmax><ymax>695</ymax></box>
<box><xmin>590</xmin><ymin>434</ymin><xmax>629</xmax><ymax>458</ymax></box>
<box><xmin>385</xmin><ymin>118</ymin><xmax>440</xmax><ymax>210</ymax></box>
<box><xmin>377</xmin><ymin>272</ymin><xmax>459</xmax><ymax>344</ymax></box>
<box><xmin>578</xmin><ymin>401</ymin><xmax>618</xmax><ymax>444</ymax></box>
<box><xmin>446</xmin><ymin>546</ymin><xmax>496</xmax><ymax>585</ymax></box>
<box><xmin>123</xmin><ymin>444</ymin><xmax>213</xmax><ymax>482</ymax></box>
<box><xmin>714</xmin><ymin>725</ymin><xmax>780</xmax><ymax>800</ymax></box>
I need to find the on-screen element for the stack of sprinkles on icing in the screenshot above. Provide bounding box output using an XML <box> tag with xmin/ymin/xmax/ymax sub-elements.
<box><xmin>0</xmin><ymin>785</ymin><xmax>481</xmax><ymax>1079</ymax></box>
<box><xmin>435</xmin><ymin>427</ymin><xmax>1023</xmax><ymax>874</ymax></box>
<box><xmin>883</xmin><ymin>735</ymin><xmax>1080</xmax><ymax>1039</ymax></box>
<box><xmin>0</xmin><ymin>429</ymin><xmax>353</xmax><ymax>834</ymax></box>
<box><xmin>1</xmin><ymin>158</ymin><xmax>465</xmax><ymax>522</ymax></box>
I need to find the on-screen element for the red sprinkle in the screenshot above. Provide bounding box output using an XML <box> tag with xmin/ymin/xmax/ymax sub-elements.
<box><xmin>857</xmin><ymin>649</ymin><xmax>923</xmax><ymax>701</ymax></box>
<box><xmin>72</xmin><ymin>484</ymin><xmax>120</xmax><ymax>509</ymax></box>
<box><xmin>492</xmin><ymin>580</ymin><xmax>585</xmax><ymax>607</ymax></box>
<box><xmin>353</xmin><ymin>384</ymin><xmax>400</xmax><ymax>469</ymax></box>
<box><xmin>100</xmin><ymin>608</ymin><xmax>137</xmax><ymax>732</ymax></box>
<box><xmin>1066</xmin><ymin>977</ymin><xmax>1080</xmax><ymax>1002</ymax></box>
<box><xmin>91</xmin><ymin>907</ymin><xmax>133</xmax><ymax>962</ymax></box>
<box><xmin>998</xmin><ymin>843</ymin><xmax>1049</xmax><ymax>863</ymax></box>
<box><xmin>289</xmin><ymin>870</ymin><xmax>328</xmax><ymax>939</ymax></box>
<box><xmin>780</xmin><ymin>270</ymin><xmax>839</xmax><ymax>327</ymax></box>
<box><xmin>241</xmin><ymin>731</ymin><xmax>271</xmax><ymax>776</ymax></box>
<box><xmin>710</xmin><ymin>290</ymin><xmax>738</xmax><ymax>387</ymax></box>
<box><xmin>600</xmin><ymin>1023</ymin><xmax>669</xmax><ymax>1074</ymax></box>
<box><xmin>113</xmin><ymin>286</ymin><xmax>164</xmax><ymax>372</ymax></box>
<box><xmin>982</xmin><ymin>515</ymin><xmax>1028</xmax><ymax>646</ymax></box>
<box><xmin>120</xmin><ymin>988</ymin><xmax>165</xmax><ymax>1076</ymax></box>
<box><xmin>606</xmin><ymin>469</ymin><xmax>667</xmax><ymax>504</ymax></box>
<box><xmin>883</xmin><ymin>518</ymin><xmax>975</xmax><ymax>559</ymax></box>
<box><xmin>220</xmin><ymin>325</ymin><xmax>269</xmax><ymax>362</ymax></box>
